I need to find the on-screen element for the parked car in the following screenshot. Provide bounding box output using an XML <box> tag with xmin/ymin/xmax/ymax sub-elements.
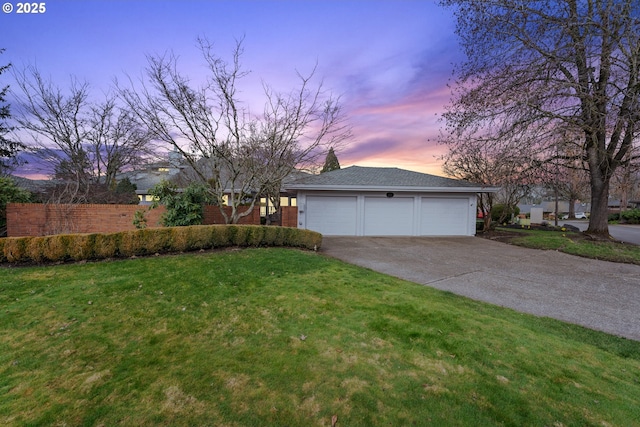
<box><xmin>561</xmin><ymin>212</ymin><xmax>588</xmax><ymax>219</ymax></box>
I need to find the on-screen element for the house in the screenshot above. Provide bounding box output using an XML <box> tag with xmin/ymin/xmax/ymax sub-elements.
<box><xmin>118</xmin><ymin>151</ymin><xmax>186</xmax><ymax>204</ymax></box>
<box><xmin>285</xmin><ymin>166</ymin><xmax>498</xmax><ymax>236</ymax></box>
<box><xmin>259</xmin><ymin>170</ymin><xmax>309</xmax><ymax>219</ymax></box>
<box><xmin>119</xmin><ymin>152</ymin><xmax>307</xmax><ymax>224</ymax></box>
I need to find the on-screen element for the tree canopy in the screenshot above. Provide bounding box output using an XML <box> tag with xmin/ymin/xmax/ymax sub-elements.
<box><xmin>118</xmin><ymin>38</ymin><xmax>350</xmax><ymax>224</ymax></box>
<box><xmin>0</xmin><ymin>49</ymin><xmax>24</xmax><ymax>175</ymax></box>
<box><xmin>11</xmin><ymin>66</ymin><xmax>153</xmax><ymax>194</ymax></box>
<box><xmin>441</xmin><ymin>0</ymin><xmax>640</xmax><ymax>236</ymax></box>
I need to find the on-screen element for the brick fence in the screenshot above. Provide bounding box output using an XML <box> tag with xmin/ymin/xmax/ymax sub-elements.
<box><xmin>6</xmin><ymin>203</ymin><xmax>298</xmax><ymax>237</ymax></box>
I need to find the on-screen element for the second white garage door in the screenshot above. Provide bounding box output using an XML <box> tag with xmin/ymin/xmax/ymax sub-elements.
<box><xmin>364</xmin><ymin>197</ymin><xmax>414</xmax><ymax>235</ymax></box>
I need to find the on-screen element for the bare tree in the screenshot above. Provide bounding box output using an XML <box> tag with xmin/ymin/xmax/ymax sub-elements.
<box><xmin>118</xmin><ymin>38</ymin><xmax>350</xmax><ymax>224</ymax></box>
<box><xmin>610</xmin><ymin>145</ymin><xmax>640</xmax><ymax>215</ymax></box>
<box><xmin>250</xmin><ymin>75</ymin><xmax>350</xmax><ymax>224</ymax></box>
<box><xmin>12</xmin><ymin>66</ymin><xmax>152</xmax><ymax>197</ymax></box>
<box><xmin>441</xmin><ymin>0</ymin><xmax>640</xmax><ymax>238</ymax></box>
<box><xmin>547</xmin><ymin>133</ymin><xmax>591</xmax><ymax>220</ymax></box>
<box><xmin>442</xmin><ymin>131</ymin><xmax>541</xmax><ymax>230</ymax></box>
<box><xmin>87</xmin><ymin>97</ymin><xmax>151</xmax><ymax>187</ymax></box>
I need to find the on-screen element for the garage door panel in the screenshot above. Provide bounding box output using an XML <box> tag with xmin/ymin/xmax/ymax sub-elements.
<box><xmin>421</xmin><ymin>198</ymin><xmax>468</xmax><ymax>236</ymax></box>
<box><xmin>364</xmin><ymin>197</ymin><xmax>414</xmax><ymax>236</ymax></box>
<box><xmin>306</xmin><ymin>196</ymin><xmax>357</xmax><ymax>235</ymax></box>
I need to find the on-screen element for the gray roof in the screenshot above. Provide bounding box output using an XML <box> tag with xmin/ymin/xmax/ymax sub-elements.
<box><xmin>286</xmin><ymin>166</ymin><xmax>497</xmax><ymax>193</ymax></box>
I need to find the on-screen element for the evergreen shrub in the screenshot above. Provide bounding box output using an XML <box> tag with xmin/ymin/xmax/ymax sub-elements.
<box><xmin>0</xmin><ymin>225</ymin><xmax>322</xmax><ymax>264</ymax></box>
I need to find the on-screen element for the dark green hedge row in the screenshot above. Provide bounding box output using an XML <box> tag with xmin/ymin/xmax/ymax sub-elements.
<box><xmin>0</xmin><ymin>225</ymin><xmax>322</xmax><ymax>264</ymax></box>
<box><xmin>609</xmin><ymin>209</ymin><xmax>640</xmax><ymax>224</ymax></box>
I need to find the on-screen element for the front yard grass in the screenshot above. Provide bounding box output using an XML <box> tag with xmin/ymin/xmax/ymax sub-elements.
<box><xmin>1</xmin><ymin>248</ymin><xmax>639</xmax><ymax>426</ymax></box>
<box><xmin>483</xmin><ymin>226</ymin><xmax>640</xmax><ymax>264</ymax></box>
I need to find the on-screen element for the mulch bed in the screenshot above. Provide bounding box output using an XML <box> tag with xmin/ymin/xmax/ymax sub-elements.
<box><xmin>476</xmin><ymin>223</ymin><xmax>593</xmax><ymax>244</ymax></box>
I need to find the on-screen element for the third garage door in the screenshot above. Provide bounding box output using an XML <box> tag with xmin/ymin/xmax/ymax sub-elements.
<box><xmin>420</xmin><ymin>197</ymin><xmax>469</xmax><ymax>236</ymax></box>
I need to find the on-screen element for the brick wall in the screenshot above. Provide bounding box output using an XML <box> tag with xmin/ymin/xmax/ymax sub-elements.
<box><xmin>6</xmin><ymin>203</ymin><xmax>263</xmax><ymax>237</ymax></box>
<box><xmin>281</xmin><ymin>206</ymin><xmax>298</xmax><ymax>228</ymax></box>
<box><xmin>202</xmin><ymin>205</ymin><xmax>260</xmax><ymax>226</ymax></box>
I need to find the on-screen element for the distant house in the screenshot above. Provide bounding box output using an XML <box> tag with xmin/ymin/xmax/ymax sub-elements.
<box><xmin>118</xmin><ymin>151</ymin><xmax>186</xmax><ymax>205</ymax></box>
<box><xmin>518</xmin><ymin>201</ymin><xmax>591</xmax><ymax>216</ymax></box>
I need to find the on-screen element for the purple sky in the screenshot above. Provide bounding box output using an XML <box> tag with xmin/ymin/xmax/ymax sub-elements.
<box><xmin>1</xmin><ymin>0</ymin><xmax>463</xmax><ymax>177</ymax></box>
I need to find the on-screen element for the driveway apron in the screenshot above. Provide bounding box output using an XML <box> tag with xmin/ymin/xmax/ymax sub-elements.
<box><xmin>321</xmin><ymin>236</ymin><xmax>640</xmax><ymax>341</ymax></box>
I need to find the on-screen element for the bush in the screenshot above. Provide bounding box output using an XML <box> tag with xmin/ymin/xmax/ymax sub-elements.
<box><xmin>150</xmin><ymin>181</ymin><xmax>212</xmax><ymax>227</ymax></box>
<box><xmin>0</xmin><ymin>225</ymin><xmax>323</xmax><ymax>264</ymax></box>
<box><xmin>67</xmin><ymin>234</ymin><xmax>96</xmax><ymax>261</ymax></box>
<box><xmin>609</xmin><ymin>209</ymin><xmax>640</xmax><ymax>224</ymax></box>
<box><xmin>621</xmin><ymin>209</ymin><xmax>640</xmax><ymax>224</ymax></box>
<box><xmin>93</xmin><ymin>233</ymin><xmax>121</xmax><ymax>259</ymax></box>
<box><xmin>3</xmin><ymin>237</ymin><xmax>31</xmax><ymax>262</ymax></box>
<box><xmin>491</xmin><ymin>204</ymin><xmax>520</xmax><ymax>223</ymax></box>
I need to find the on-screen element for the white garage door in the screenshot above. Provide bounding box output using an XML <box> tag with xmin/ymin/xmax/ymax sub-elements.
<box><xmin>364</xmin><ymin>197</ymin><xmax>414</xmax><ymax>236</ymax></box>
<box><xmin>306</xmin><ymin>196</ymin><xmax>357</xmax><ymax>235</ymax></box>
<box><xmin>420</xmin><ymin>197</ymin><xmax>469</xmax><ymax>236</ymax></box>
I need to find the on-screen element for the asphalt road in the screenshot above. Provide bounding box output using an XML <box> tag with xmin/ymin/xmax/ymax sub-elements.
<box><xmin>322</xmin><ymin>236</ymin><xmax>640</xmax><ymax>341</ymax></box>
<box><xmin>561</xmin><ymin>220</ymin><xmax>640</xmax><ymax>245</ymax></box>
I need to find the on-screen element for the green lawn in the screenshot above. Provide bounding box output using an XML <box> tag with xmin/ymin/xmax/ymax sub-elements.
<box><xmin>1</xmin><ymin>248</ymin><xmax>639</xmax><ymax>426</ymax></box>
<box><xmin>489</xmin><ymin>226</ymin><xmax>640</xmax><ymax>264</ymax></box>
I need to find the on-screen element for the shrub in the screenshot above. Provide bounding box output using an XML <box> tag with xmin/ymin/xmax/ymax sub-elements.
<box><xmin>3</xmin><ymin>237</ymin><xmax>32</xmax><ymax>262</ymax></box>
<box><xmin>209</xmin><ymin>225</ymin><xmax>230</xmax><ymax>248</ymax></box>
<box><xmin>491</xmin><ymin>204</ymin><xmax>520</xmax><ymax>223</ymax></box>
<box><xmin>133</xmin><ymin>209</ymin><xmax>148</xmax><ymax>229</ymax></box>
<box><xmin>26</xmin><ymin>237</ymin><xmax>46</xmax><ymax>263</ymax></box>
<box><xmin>67</xmin><ymin>234</ymin><xmax>96</xmax><ymax>261</ymax></box>
<box><xmin>150</xmin><ymin>181</ymin><xmax>213</xmax><ymax>227</ymax></box>
<box><xmin>41</xmin><ymin>235</ymin><xmax>73</xmax><ymax>262</ymax></box>
<box><xmin>1</xmin><ymin>225</ymin><xmax>322</xmax><ymax>264</ymax></box>
<box><xmin>609</xmin><ymin>210</ymin><xmax>640</xmax><ymax>224</ymax></box>
<box><xmin>93</xmin><ymin>233</ymin><xmax>121</xmax><ymax>259</ymax></box>
<box><xmin>620</xmin><ymin>209</ymin><xmax>640</xmax><ymax>224</ymax></box>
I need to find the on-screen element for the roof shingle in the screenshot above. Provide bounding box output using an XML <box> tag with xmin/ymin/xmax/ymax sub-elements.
<box><xmin>286</xmin><ymin>166</ymin><xmax>486</xmax><ymax>190</ymax></box>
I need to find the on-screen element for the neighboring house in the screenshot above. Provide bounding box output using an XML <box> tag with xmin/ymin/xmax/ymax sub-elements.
<box><xmin>10</xmin><ymin>176</ymin><xmax>56</xmax><ymax>196</ymax></box>
<box><xmin>285</xmin><ymin>166</ymin><xmax>498</xmax><ymax>236</ymax></box>
<box><xmin>518</xmin><ymin>201</ymin><xmax>591</xmax><ymax>216</ymax></box>
<box><xmin>118</xmin><ymin>151</ymin><xmax>186</xmax><ymax>205</ymax></box>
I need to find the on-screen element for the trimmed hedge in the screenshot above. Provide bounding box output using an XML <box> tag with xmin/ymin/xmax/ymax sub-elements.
<box><xmin>0</xmin><ymin>225</ymin><xmax>322</xmax><ymax>264</ymax></box>
<box><xmin>609</xmin><ymin>209</ymin><xmax>640</xmax><ymax>224</ymax></box>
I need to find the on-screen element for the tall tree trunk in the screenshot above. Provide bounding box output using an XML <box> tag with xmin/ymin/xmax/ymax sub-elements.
<box><xmin>586</xmin><ymin>169</ymin><xmax>610</xmax><ymax>237</ymax></box>
<box><xmin>568</xmin><ymin>195</ymin><xmax>576</xmax><ymax>219</ymax></box>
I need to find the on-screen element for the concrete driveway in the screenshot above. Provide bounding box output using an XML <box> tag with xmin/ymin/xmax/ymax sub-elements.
<box><xmin>321</xmin><ymin>236</ymin><xmax>640</xmax><ymax>341</ymax></box>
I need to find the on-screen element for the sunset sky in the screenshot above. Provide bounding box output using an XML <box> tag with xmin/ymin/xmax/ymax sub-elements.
<box><xmin>1</xmin><ymin>0</ymin><xmax>463</xmax><ymax>177</ymax></box>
